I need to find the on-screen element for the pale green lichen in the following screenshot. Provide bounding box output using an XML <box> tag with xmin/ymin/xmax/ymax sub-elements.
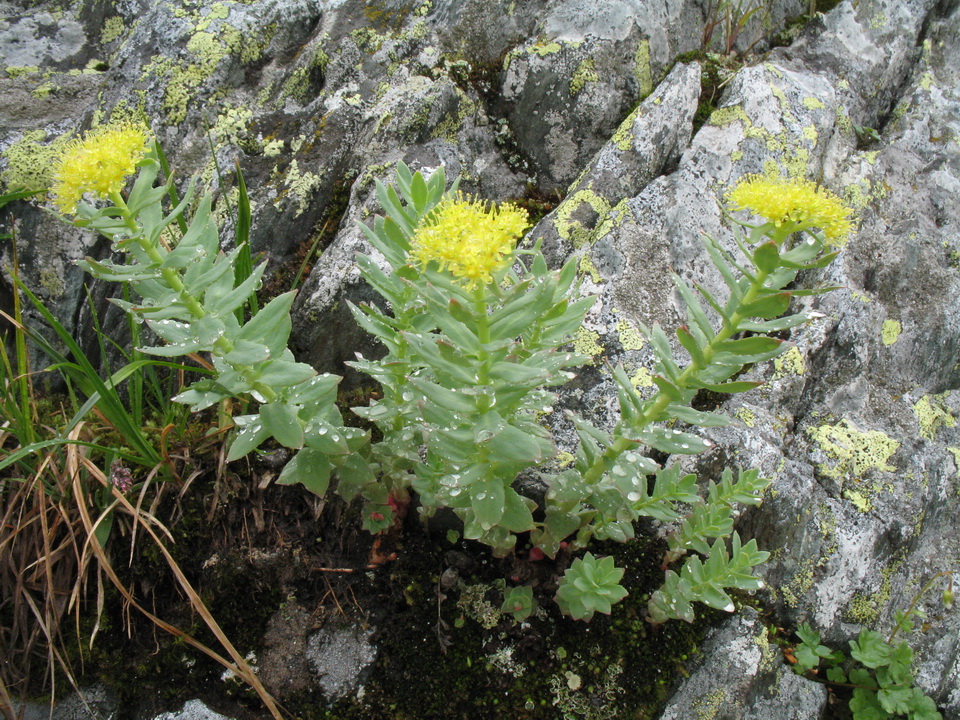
<box><xmin>847</xmin><ymin>556</ymin><xmax>904</xmax><ymax>625</ymax></box>
<box><xmin>634</xmin><ymin>39</ymin><xmax>652</xmax><ymax>98</ymax></box>
<box><xmin>569</xmin><ymin>58</ymin><xmax>598</xmax><ymax>95</ymax></box>
<box><xmin>549</xmin><ymin>655</ymin><xmax>624</xmax><ymax>720</ymax></box>
<box><xmin>869</xmin><ymin>12</ymin><xmax>887</xmax><ymax>29</ymax></box>
<box><xmin>630</xmin><ymin>366</ymin><xmax>653</xmax><ymax>388</ymax></box>
<box><xmin>694</xmin><ymin>688</ymin><xmax>728</xmax><ymax>720</ymax></box>
<box><xmin>808</xmin><ymin>419</ymin><xmax>900</xmax><ymax>481</ymax></box>
<box><xmin>780</xmin><ymin>557</ymin><xmax>819</xmax><ymax>607</ymax></box>
<box><xmin>1</xmin><ymin>129</ymin><xmax>71</xmax><ymax>193</ymax></box>
<box><xmin>31</xmin><ymin>81</ymin><xmax>56</xmax><ymax>98</ymax></box>
<box><xmin>554</xmin><ymin>188</ymin><xmax>611</xmax><ymax>248</ymax></box>
<box><xmin>578</xmin><ymin>253</ymin><xmax>601</xmax><ymax>283</ymax></box>
<box><xmin>529</xmin><ymin>41</ymin><xmax>562</xmax><ymax>57</ymax></box>
<box><xmin>802</xmin><ymin>97</ymin><xmax>824</xmax><ymax>110</ymax></box>
<box><xmin>262</xmin><ymin>138</ymin><xmax>284</xmax><ymax>157</ymax></box>
<box><xmin>708</xmin><ymin>105</ymin><xmax>751</xmax><ymax>128</ymax></box>
<box><xmin>913</xmin><ymin>393</ymin><xmax>955</xmax><ymax>441</ymax></box>
<box><xmin>610</xmin><ymin>105</ymin><xmax>642</xmax><ymax>151</ymax></box>
<box><xmin>38</xmin><ymin>268</ymin><xmax>65</xmax><ymax>298</ymax></box>
<box><xmin>851</xmin><ymin>291</ymin><xmax>872</xmax><ymax>303</ymax></box>
<box><xmin>457</xmin><ymin>580</ymin><xmax>506</xmax><ymax>629</ymax></box>
<box><xmin>616</xmin><ymin>320</ymin><xmax>645</xmax><ymax>351</ymax></box>
<box><xmin>5</xmin><ymin>66</ymin><xmax>39</xmax><ymax>78</ymax></box>
<box><xmin>881</xmin><ymin>318</ymin><xmax>902</xmax><ymax>346</ymax></box>
<box><xmin>277</xmin><ymin>159</ymin><xmax>321</xmax><ymax>217</ymax></box>
<box><xmin>101</xmin><ymin>16</ymin><xmax>126</xmax><ymax>45</ymax></box>
<box><xmin>213</xmin><ymin>105</ymin><xmax>252</xmax><ymax>146</ymax></box>
<box><xmin>919</xmin><ymin>72</ymin><xmax>936</xmax><ymax>91</ymax></box>
<box><xmin>773</xmin><ymin>345</ymin><xmax>805</xmax><ymax>379</ymax></box>
<box><xmin>574</xmin><ymin>327</ymin><xmax>604</xmax><ymax>365</ymax></box>
<box><xmin>802</xmin><ymin>124</ymin><xmax>818</xmax><ymax>144</ymax></box>
<box><xmin>735</xmin><ymin>407</ymin><xmax>757</xmax><ymax>428</ymax></box>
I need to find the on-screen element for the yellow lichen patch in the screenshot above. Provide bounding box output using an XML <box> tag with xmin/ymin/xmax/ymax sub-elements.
<box><xmin>278</xmin><ymin>159</ymin><xmax>322</xmax><ymax>217</ymax></box>
<box><xmin>616</xmin><ymin>320</ymin><xmax>645</xmax><ymax>351</ymax></box>
<box><xmin>735</xmin><ymin>407</ymin><xmax>757</xmax><ymax>428</ymax></box>
<box><xmin>610</xmin><ymin>106</ymin><xmax>641</xmax><ymax>150</ymax></box>
<box><xmin>708</xmin><ymin>105</ymin><xmax>751</xmax><ymax>128</ymax></box>
<box><xmin>773</xmin><ymin>345</ymin><xmax>805</xmax><ymax>379</ymax></box>
<box><xmin>913</xmin><ymin>393</ymin><xmax>955</xmax><ymax>441</ymax></box>
<box><xmin>213</xmin><ymin>105</ymin><xmax>252</xmax><ymax>146</ymax></box>
<box><xmin>529</xmin><ymin>41</ymin><xmax>562</xmax><ymax>57</ymax></box>
<box><xmin>573</xmin><ymin>327</ymin><xmax>604</xmax><ymax>365</ymax></box>
<box><xmin>1</xmin><ymin>130</ymin><xmax>71</xmax><ymax>193</ymax></box>
<box><xmin>808</xmin><ymin>419</ymin><xmax>900</xmax><ymax>481</ymax></box>
<box><xmin>578</xmin><ymin>253</ymin><xmax>601</xmax><ymax>283</ymax></box>
<box><xmin>802</xmin><ymin>97</ymin><xmax>824</xmax><ymax>110</ymax></box>
<box><xmin>101</xmin><ymin>16</ymin><xmax>126</xmax><ymax>44</ymax></box>
<box><xmin>881</xmin><ymin>318</ymin><xmax>902</xmax><ymax>346</ymax></box>
<box><xmin>634</xmin><ymin>39</ymin><xmax>652</xmax><ymax>98</ymax></box>
<box><xmin>554</xmin><ymin>188</ymin><xmax>611</xmax><ymax>248</ymax></box>
<box><xmin>569</xmin><ymin>57</ymin><xmax>598</xmax><ymax>95</ymax></box>
<box><xmin>630</xmin><ymin>366</ymin><xmax>653</xmax><ymax>388</ymax></box>
<box><xmin>694</xmin><ymin>688</ymin><xmax>728</xmax><ymax>720</ymax></box>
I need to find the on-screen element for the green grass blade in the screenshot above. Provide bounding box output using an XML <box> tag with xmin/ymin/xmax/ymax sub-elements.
<box><xmin>12</xmin><ymin>278</ymin><xmax>162</xmax><ymax>466</ymax></box>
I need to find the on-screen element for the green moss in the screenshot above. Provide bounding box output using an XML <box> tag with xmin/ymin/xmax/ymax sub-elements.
<box><xmin>38</xmin><ymin>268</ymin><xmax>66</xmax><ymax>298</ymax></box>
<box><xmin>570</xmin><ymin>58</ymin><xmax>598</xmax><ymax>95</ymax></box>
<box><xmin>880</xmin><ymin>318</ymin><xmax>902</xmax><ymax>346</ymax></box>
<box><xmin>912</xmin><ymin>393</ymin><xmax>955</xmax><ymax>441</ymax></box>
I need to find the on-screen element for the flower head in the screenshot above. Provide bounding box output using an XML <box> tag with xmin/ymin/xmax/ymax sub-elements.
<box><xmin>726</xmin><ymin>174</ymin><xmax>855</xmax><ymax>245</ymax></box>
<box><xmin>410</xmin><ymin>193</ymin><xmax>529</xmax><ymax>287</ymax></box>
<box><xmin>51</xmin><ymin>121</ymin><xmax>153</xmax><ymax>214</ymax></box>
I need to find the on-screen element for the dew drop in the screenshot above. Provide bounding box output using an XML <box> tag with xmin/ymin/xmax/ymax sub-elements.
<box><xmin>318</xmin><ymin>427</ymin><xmax>329</xmax><ymax>436</ymax></box>
<box><xmin>627</xmin><ymin>491</ymin><xmax>641</xmax><ymax>502</ymax></box>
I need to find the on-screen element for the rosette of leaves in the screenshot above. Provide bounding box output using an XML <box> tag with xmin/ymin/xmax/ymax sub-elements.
<box><xmin>555</xmin><ymin>553</ymin><xmax>628</xmax><ymax>621</ymax></box>
<box><xmin>73</xmin><ymin>146</ymin><xmax>363</xmax><ymax>495</ymax></box>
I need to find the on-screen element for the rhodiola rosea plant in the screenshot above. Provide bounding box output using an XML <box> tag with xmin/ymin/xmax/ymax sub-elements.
<box><xmin>49</xmin><ymin>120</ymin><xmax>853</xmax><ymax>625</ymax></box>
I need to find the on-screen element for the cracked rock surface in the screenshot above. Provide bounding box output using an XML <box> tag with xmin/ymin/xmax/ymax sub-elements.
<box><xmin>2</xmin><ymin>0</ymin><xmax>959</xmax><ymax>717</ymax></box>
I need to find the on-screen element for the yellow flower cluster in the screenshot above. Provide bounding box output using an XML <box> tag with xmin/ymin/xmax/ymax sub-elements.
<box><xmin>410</xmin><ymin>193</ymin><xmax>529</xmax><ymax>287</ymax></box>
<box><xmin>51</xmin><ymin>122</ymin><xmax>152</xmax><ymax>214</ymax></box>
<box><xmin>726</xmin><ymin>174</ymin><xmax>855</xmax><ymax>244</ymax></box>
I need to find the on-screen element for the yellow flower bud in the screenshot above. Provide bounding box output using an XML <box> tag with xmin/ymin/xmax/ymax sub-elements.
<box><xmin>726</xmin><ymin>174</ymin><xmax>856</xmax><ymax>245</ymax></box>
<box><xmin>410</xmin><ymin>193</ymin><xmax>529</xmax><ymax>288</ymax></box>
<box><xmin>50</xmin><ymin>121</ymin><xmax>153</xmax><ymax>214</ymax></box>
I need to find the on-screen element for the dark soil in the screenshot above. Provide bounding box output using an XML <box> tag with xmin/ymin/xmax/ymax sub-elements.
<box><xmin>65</xmin><ymin>460</ymin><xmax>722</xmax><ymax>720</ymax></box>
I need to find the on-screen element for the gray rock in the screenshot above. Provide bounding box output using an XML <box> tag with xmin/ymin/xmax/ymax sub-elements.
<box><xmin>152</xmin><ymin>699</ymin><xmax>237</xmax><ymax>720</ymax></box>
<box><xmin>17</xmin><ymin>686</ymin><xmax>116</xmax><ymax>720</ymax></box>
<box><xmin>657</xmin><ymin>609</ymin><xmax>826</xmax><ymax>720</ymax></box>
<box><xmin>306</xmin><ymin>624</ymin><xmax>377</xmax><ymax>701</ymax></box>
